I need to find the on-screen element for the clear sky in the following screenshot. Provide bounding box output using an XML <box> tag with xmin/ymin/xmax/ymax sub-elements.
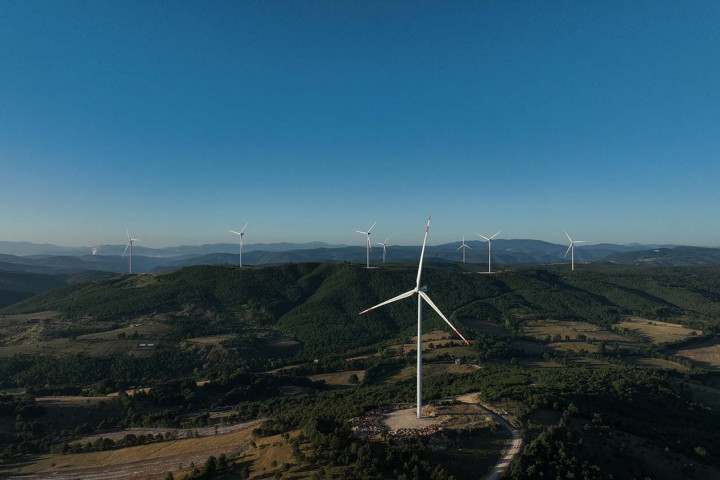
<box><xmin>1</xmin><ymin>1</ymin><xmax>718</xmax><ymax>247</ymax></box>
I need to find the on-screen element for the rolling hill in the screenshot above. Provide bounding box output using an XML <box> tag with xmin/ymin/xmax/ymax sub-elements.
<box><xmin>0</xmin><ymin>240</ymin><xmax>705</xmax><ymax>275</ymax></box>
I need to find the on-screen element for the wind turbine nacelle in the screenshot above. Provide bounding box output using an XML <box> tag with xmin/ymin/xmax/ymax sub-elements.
<box><xmin>418</xmin><ymin>286</ymin><xmax>428</xmax><ymax>293</ymax></box>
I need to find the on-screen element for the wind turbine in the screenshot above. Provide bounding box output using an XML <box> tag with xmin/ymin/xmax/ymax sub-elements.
<box><xmin>475</xmin><ymin>230</ymin><xmax>502</xmax><ymax>273</ymax></box>
<box><xmin>123</xmin><ymin>228</ymin><xmax>139</xmax><ymax>274</ymax></box>
<box><xmin>456</xmin><ymin>236</ymin><xmax>471</xmax><ymax>264</ymax></box>
<box><xmin>229</xmin><ymin>222</ymin><xmax>249</xmax><ymax>267</ymax></box>
<box><xmin>359</xmin><ymin>216</ymin><xmax>469</xmax><ymax>419</ymax></box>
<box><xmin>376</xmin><ymin>238</ymin><xmax>389</xmax><ymax>264</ymax></box>
<box><xmin>353</xmin><ymin>221</ymin><xmax>376</xmax><ymax>268</ymax></box>
<box><xmin>564</xmin><ymin>231</ymin><xmax>586</xmax><ymax>271</ymax></box>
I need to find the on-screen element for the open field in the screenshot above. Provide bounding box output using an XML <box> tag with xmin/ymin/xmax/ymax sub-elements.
<box><xmin>516</xmin><ymin>358</ymin><xmax>563</xmax><ymax>369</ymax></box>
<box><xmin>35</xmin><ymin>396</ymin><xmax>115</xmax><ymax>407</ymax></box>
<box><xmin>77</xmin><ymin>322</ymin><xmax>170</xmax><ymax>341</ymax></box>
<box><xmin>525</xmin><ymin>320</ymin><xmax>637</xmax><ymax>350</ymax></box>
<box><xmin>0</xmin><ymin>420</ymin><xmax>264</xmax><ymax>480</ymax></box>
<box><xmin>457</xmin><ymin>319</ymin><xmax>511</xmax><ymax>337</ymax></box>
<box><xmin>546</xmin><ymin>341</ymin><xmax>599</xmax><ymax>353</ymax></box>
<box><xmin>671</xmin><ymin>339</ymin><xmax>720</xmax><ymax>370</ymax></box>
<box><xmin>389</xmin><ymin>363</ymin><xmax>477</xmax><ymax>382</ymax></box>
<box><xmin>566</xmin><ymin>356</ymin><xmax>610</xmax><ymax>368</ymax></box>
<box><xmin>625</xmin><ymin>357</ymin><xmax>688</xmax><ymax>371</ymax></box>
<box><xmin>616</xmin><ymin>316</ymin><xmax>702</xmax><ymax>343</ymax></box>
<box><xmin>308</xmin><ymin>369</ymin><xmax>366</xmax><ymax>386</ymax></box>
<box><xmin>184</xmin><ymin>333</ymin><xmax>236</xmax><ymax>345</ymax></box>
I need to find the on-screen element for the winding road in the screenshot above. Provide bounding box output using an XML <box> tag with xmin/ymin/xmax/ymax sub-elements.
<box><xmin>456</xmin><ymin>393</ymin><xmax>523</xmax><ymax>480</ymax></box>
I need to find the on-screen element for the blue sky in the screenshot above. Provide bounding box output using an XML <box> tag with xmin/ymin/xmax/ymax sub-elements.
<box><xmin>1</xmin><ymin>1</ymin><xmax>718</xmax><ymax>247</ymax></box>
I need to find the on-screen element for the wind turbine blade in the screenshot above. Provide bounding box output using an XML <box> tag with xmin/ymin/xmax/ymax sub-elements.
<box><xmin>359</xmin><ymin>289</ymin><xmax>416</xmax><ymax>315</ymax></box>
<box><xmin>240</xmin><ymin>222</ymin><xmax>249</xmax><ymax>233</ymax></box>
<box><xmin>367</xmin><ymin>221</ymin><xmax>377</xmax><ymax>233</ymax></box>
<box><xmin>466</xmin><ymin>245</ymin><xmax>471</xmax><ymax>249</ymax></box>
<box><xmin>574</xmin><ymin>240</ymin><xmax>586</xmax><ymax>244</ymax></box>
<box><xmin>416</xmin><ymin>215</ymin><xmax>431</xmax><ymax>288</ymax></box>
<box><xmin>476</xmin><ymin>233</ymin><xmax>490</xmax><ymax>241</ymax></box>
<box><xmin>126</xmin><ymin>227</ymin><xmax>130</xmax><ymax>241</ymax></box>
<box><xmin>354</xmin><ymin>230</ymin><xmax>367</xmax><ymax>235</ymax></box>
<box><xmin>456</xmin><ymin>245</ymin><xmax>463</xmax><ymax>251</ymax></box>
<box><xmin>122</xmin><ymin>243</ymin><xmax>129</xmax><ymax>257</ymax></box>
<box><xmin>418</xmin><ymin>291</ymin><xmax>469</xmax><ymax>345</ymax></box>
<box><xmin>490</xmin><ymin>230</ymin><xmax>502</xmax><ymax>240</ymax></box>
<box><xmin>565</xmin><ymin>230</ymin><xmax>573</xmax><ymax>242</ymax></box>
<box><xmin>229</xmin><ymin>230</ymin><xmax>242</xmax><ymax>235</ymax></box>
<box><xmin>564</xmin><ymin>244</ymin><xmax>572</xmax><ymax>257</ymax></box>
<box><xmin>384</xmin><ymin>238</ymin><xmax>389</xmax><ymax>245</ymax></box>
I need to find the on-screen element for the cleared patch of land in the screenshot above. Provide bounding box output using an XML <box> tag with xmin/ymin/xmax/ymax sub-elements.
<box><xmin>671</xmin><ymin>339</ymin><xmax>720</xmax><ymax>370</ymax></box>
<box><xmin>389</xmin><ymin>363</ymin><xmax>477</xmax><ymax>382</ymax></box>
<box><xmin>525</xmin><ymin>320</ymin><xmax>637</xmax><ymax>350</ymax></box>
<box><xmin>625</xmin><ymin>357</ymin><xmax>688</xmax><ymax>371</ymax></box>
<box><xmin>0</xmin><ymin>420</ymin><xmax>263</xmax><ymax>480</ymax></box>
<box><xmin>308</xmin><ymin>369</ymin><xmax>366</xmax><ymax>386</ymax></box>
<box><xmin>516</xmin><ymin>358</ymin><xmax>563</xmax><ymax>369</ymax></box>
<box><xmin>616</xmin><ymin>316</ymin><xmax>702</xmax><ymax>344</ymax></box>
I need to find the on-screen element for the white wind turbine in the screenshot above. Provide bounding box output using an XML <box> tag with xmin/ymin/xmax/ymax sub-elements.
<box><xmin>564</xmin><ymin>231</ymin><xmax>586</xmax><ymax>271</ymax></box>
<box><xmin>229</xmin><ymin>222</ymin><xmax>249</xmax><ymax>267</ymax></box>
<box><xmin>376</xmin><ymin>238</ymin><xmax>389</xmax><ymax>264</ymax></box>
<box><xmin>353</xmin><ymin>221</ymin><xmax>376</xmax><ymax>268</ymax></box>
<box><xmin>123</xmin><ymin>227</ymin><xmax>140</xmax><ymax>274</ymax></box>
<box><xmin>475</xmin><ymin>230</ymin><xmax>502</xmax><ymax>273</ymax></box>
<box><xmin>456</xmin><ymin>236</ymin><xmax>471</xmax><ymax>264</ymax></box>
<box><xmin>359</xmin><ymin>216</ymin><xmax>469</xmax><ymax>419</ymax></box>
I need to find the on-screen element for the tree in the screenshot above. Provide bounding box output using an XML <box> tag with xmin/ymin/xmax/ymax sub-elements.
<box><xmin>202</xmin><ymin>455</ymin><xmax>217</xmax><ymax>478</ymax></box>
<box><xmin>348</xmin><ymin>373</ymin><xmax>360</xmax><ymax>384</ymax></box>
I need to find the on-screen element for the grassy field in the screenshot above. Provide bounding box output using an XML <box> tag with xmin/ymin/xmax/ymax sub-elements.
<box><xmin>525</xmin><ymin>320</ymin><xmax>637</xmax><ymax>350</ymax></box>
<box><xmin>616</xmin><ymin>316</ymin><xmax>702</xmax><ymax>343</ymax></box>
<box><xmin>389</xmin><ymin>362</ymin><xmax>477</xmax><ymax>382</ymax></box>
<box><xmin>308</xmin><ymin>369</ymin><xmax>366</xmax><ymax>386</ymax></box>
<box><xmin>671</xmin><ymin>339</ymin><xmax>720</xmax><ymax>370</ymax></box>
<box><xmin>625</xmin><ymin>357</ymin><xmax>688</xmax><ymax>371</ymax></box>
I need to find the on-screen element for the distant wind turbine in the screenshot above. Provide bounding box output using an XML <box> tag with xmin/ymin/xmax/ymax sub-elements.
<box><xmin>564</xmin><ymin>231</ymin><xmax>586</xmax><ymax>271</ymax></box>
<box><xmin>359</xmin><ymin>216</ymin><xmax>469</xmax><ymax>419</ymax></box>
<box><xmin>229</xmin><ymin>222</ymin><xmax>249</xmax><ymax>267</ymax></box>
<box><xmin>353</xmin><ymin>221</ymin><xmax>376</xmax><ymax>268</ymax></box>
<box><xmin>456</xmin><ymin>236</ymin><xmax>471</xmax><ymax>264</ymax></box>
<box><xmin>475</xmin><ymin>230</ymin><xmax>502</xmax><ymax>273</ymax></box>
<box><xmin>123</xmin><ymin>228</ymin><xmax>139</xmax><ymax>274</ymax></box>
<box><xmin>376</xmin><ymin>238</ymin><xmax>389</xmax><ymax>264</ymax></box>
<box><xmin>91</xmin><ymin>245</ymin><xmax>99</xmax><ymax>256</ymax></box>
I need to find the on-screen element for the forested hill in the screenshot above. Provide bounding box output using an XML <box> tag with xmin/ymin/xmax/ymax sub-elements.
<box><xmin>4</xmin><ymin>263</ymin><xmax>720</xmax><ymax>357</ymax></box>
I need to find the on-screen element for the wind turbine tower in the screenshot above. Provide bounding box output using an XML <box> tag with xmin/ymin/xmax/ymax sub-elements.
<box><xmin>564</xmin><ymin>231</ymin><xmax>586</xmax><ymax>271</ymax></box>
<box><xmin>123</xmin><ymin>228</ymin><xmax>140</xmax><ymax>274</ymax></box>
<box><xmin>359</xmin><ymin>216</ymin><xmax>469</xmax><ymax>418</ymax></box>
<box><xmin>376</xmin><ymin>238</ymin><xmax>389</xmax><ymax>264</ymax></box>
<box><xmin>475</xmin><ymin>230</ymin><xmax>502</xmax><ymax>273</ymax></box>
<box><xmin>456</xmin><ymin>236</ymin><xmax>471</xmax><ymax>264</ymax></box>
<box><xmin>229</xmin><ymin>222</ymin><xmax>250</xmax><ymax>267</ymax></box>
<box><xmin>353</xmin><ymin>221</ymin><xmax>376</xmax><ymax>268</ymax></box>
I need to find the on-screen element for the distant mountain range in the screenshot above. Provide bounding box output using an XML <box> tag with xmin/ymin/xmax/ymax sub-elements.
<box><xmin>0</xmin><ymin>241</ymin><xmax>346</xmax><ymax>257</ymax></box>
<box><xmin>1</xmin><ymin>239</ymin><xmax>718</xmax><ymax>274</ymax></box>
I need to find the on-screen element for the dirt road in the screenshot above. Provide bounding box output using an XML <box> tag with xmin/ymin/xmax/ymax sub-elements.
<box><xmin>457</xmin><ymin>393</ymin><xmax>523</xmax><ymax>480</ymax></box>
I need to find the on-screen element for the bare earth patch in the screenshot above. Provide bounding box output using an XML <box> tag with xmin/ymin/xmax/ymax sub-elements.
<box><xmin>617</xmin><ymin>316</ymin><xmax>702</xmax><ymax>343</ymax></box>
